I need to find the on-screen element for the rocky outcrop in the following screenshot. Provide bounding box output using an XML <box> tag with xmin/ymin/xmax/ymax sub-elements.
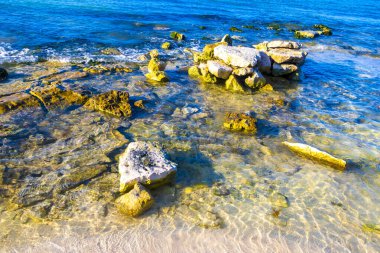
<box><xmin>115</xmin><ymin>183</ymin><xmax>154</xmax><ymax>217</ymax></box>
<box><xmin>145</xmin><ymin>50</ymin><xmax>169</xmax><ymax>82</ymax></box>
<box><xmin>0</xmin><ymin>68</ymin><xmax>8</xmax><ymax>82</ymax></box>
<box><xmin>294</xmin><ymin>30</ymin><xmax>320</xmax><ymax>39</ymax></box>
<box><xmin>282</xmin><ymin>142</ymin><xmax>346</xmax><ymax>170</ymax></box>
<box><xmin>83</xmin><ymin>64</ymin><xmax>132</xmax><ymax>75</ymax></box>
<box><xmin>223</xmin><ymin>112</ymin><xmax>257</xmax><ymax>133</ymax></box>
<box><xmin>118</xmin><ymin>141</ymin><xmax>177</xmax><ymax>193</ymax></box>
<box><xmin>188</xmin><ymin>39</ymin><xmax>308</xmax><ymax>93</ymax></box>
<box><xmin>41</xmin><ymin>71</ymin><xmax>87</xmax><ymax>85</ymax></box>
<box><xmin>161</xmin><ymin>42</ymin><xmax>171</xmax><ymax>50</ymax></box>
<box><xmin>84</xmin><ymin>90</ymin><xmax>132</xmax><ymax>118</ymax></box>
<box><xmin>100</xmin><ymin>47</ymin><xmax>122</xmax><ymax>55</ymax></box>
<box><xmin>170</xmin><ymin>31</ymin><xmax>185</xmax><ymax>41</ymax></box>
<box><xmin>313</xmin><ymin>24</ymin><xmax>332</xmax><ymax>35</ymax></box>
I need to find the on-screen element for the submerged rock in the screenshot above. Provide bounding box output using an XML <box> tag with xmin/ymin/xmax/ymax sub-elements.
<box><xmin>0</xmin><ymin>68</ymin><xmax>8</xmax><ymax>82</ymax></box>
<box><xmin>170</xmin><ymin>31</ymin><xmax>185</xmax><ymax>41</ymax></box>
<box><xmin>83</xmin><ymin>64</ymin><xmax>133</xmax><ymax>74</ymax></box>
<box><xmin>115</xmin><ymin>183</ymin><xmax>154</xmax><ymax>217</ymax></box>
<box><xmin>282</xmin><ymin>142</ymin><xmax>346</xmax><ymax>170</ymax></box>
<box><xmin>207</xmin><ymin>60</ymin><xmax>232</xmax><ymax>79</ymax></box>
<box><xmin>84</xmin><ymin>90</ymin><xmax>132</xmax><ymax>118</ymax></box>
<box><xmin>229</xmin><ymin>26</ymin><xmax>242</xmax><ymax>33</ymax></box>
<box><xmin>41</xmin><ymin>71</ymin><xmax>87</xmax><ymax>85</ymax></box>
<box><xmin>100</xmin><ymin>47</ymin><xmax>122</xmax><ymax>55</ymax></box>
<box><xmin>214</xmin><ymin>45</ymin><xmax>261</xmax><ymax>68</ymax></box>
<box><xmin>224</xmin><ymin>112</ymin><xmax>257</xmax><ymax>133</ymax></box>
<box><xmin>0</xmin><ymin>92</ymin><xmax>40</xmax><ymax>114</ymax></box>
<box><xmin>118</xmin><ymin>141</ymin><xmax>177</xmax><ymax>192</ymax></box>
<box><xmin>270</xmin><ymin>192</ymin><xmax>289</xmax><ymax>208</ymax></box>
<box><xmin>294</xmin><ymin>30</ymin><xmax>320</xmax><ymax>39</ymax></box>
<box><xmin>362</xmin><ymin>224</ymin><xmax>380</xmax><ymax>234</ymax></box>
<box><xmin>161</xmin><ymin>42</ymin><xmax>172</xmax><ymax>50</ymax></box>
<box><xmin>313</xmin><ymin>24</ymin><xmax>332</xmax><ymax>35</ymax></box>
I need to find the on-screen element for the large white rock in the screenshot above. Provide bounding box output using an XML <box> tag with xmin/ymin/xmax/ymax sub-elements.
<box><xmin>118</xmin><ymin>141</ymin><xmax>177</xmax><ymax>192</ymax></box>
<box><xmin>214</xmin><ymin>45</ymin><xmax>261</xmax><ymax>68</ymax></box>
<box><xmin>207</xmin><ymin>60</ymin><xmax>232</xmax><ymax>79</ymax></box>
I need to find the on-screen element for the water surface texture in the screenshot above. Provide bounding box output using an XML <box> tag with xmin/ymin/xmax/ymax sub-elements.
<box><xmin>0</xmin><ymin>0</ymin><xmax>379</xmax><ymax>252</ymax></box>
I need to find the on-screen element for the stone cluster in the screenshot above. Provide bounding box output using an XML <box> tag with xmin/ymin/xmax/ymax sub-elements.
<box><xmin>188</xmin><ymin>38</ymin><xmax>308</xmax><ymax>93</ymax></box>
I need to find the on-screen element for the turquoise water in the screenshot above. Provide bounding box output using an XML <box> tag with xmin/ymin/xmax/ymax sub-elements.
<box><xmin>0</xmin><ymin>0</ymin><xmax>380</xmax><ymax>252</ymax></box>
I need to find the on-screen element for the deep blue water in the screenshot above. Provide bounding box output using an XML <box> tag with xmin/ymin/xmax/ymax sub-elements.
<box><xmin>0</xmin><ymin>0</ymin><xmax>380</xmax><ymax>57</ymax></box>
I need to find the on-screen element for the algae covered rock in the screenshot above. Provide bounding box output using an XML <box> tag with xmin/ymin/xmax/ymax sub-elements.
<box><xmin>313</xmin><ymin>24</ymin><xmax>332</xmax><ymax>35</ymax></box>
<box><xmin>223</xmin><ymin>112</ymin><xmax>257</xmax><ymax>133</ymax></box>
<box><xmin>145</xmin><ymin>71</ymin><xmax>169</xmax><ymax>82</ymax></box>
<box><xmin>282</xmin><ymin>141</ymin><xmax>346</xmax><ymax>170</ymax></box>
<box><xmin>225</xmin><ymin>75</ymin><xmax>246</xmax><ymax>92</ymax></box>
<box><xmin>229</xmin><ymin>26</ymin><xmax>242</xmax><ymax>33</ymax></box>
<box><xmin>101</xmin><ymin>47</ymin><xmax>122</xmax><ymax>55</ymax></box>
<box><xmin>0</xmin><ymin>92</ymin><xmax>40</xmax><ymax>114</ymax></box>
<box><xmin>118</xmin><ymin>141</ymin><xmax>177</xmax><ymax>192</ymax></box>
<box><xmin>207</xmin><ymin>60</ymin><xmax>232</xmax><ymax>79</ymax></box>
<box><xmin>232</xmin><ymin>67</ymin><xmax>254</xmax><ymax>76</ymax></box>
<box><xmin>0</xmin><ymin>68</ymin><xmax>8</xmax><ymax>82</ymax></box>
<box><xmin>115</xmin><ymin>183</ymin><xmax>154</xmax><ymax>217</ymax></box>
<box><xmin>170</xmin><ymin>31</ymin><xmax>185</xmax><ymax>41</ymax></box>
<box><xmin>214</xmin><ymin>45</ymin><xmax>261</xmax><ymax>68</ymax></box>
<box><xmin>148</xmin><ymin>58</ymin><xmax>166</xmax><ymax>72</ymax></box>
<box><xmin>149</xmin><ymin>49</ymin><xmax>159</xmax><ymax>59</ymax></box>
<box><xmin>294</xmin><ymin>30</ymin><xmax>320</xmax><ymax>39</ymax></box>
<box><xmin>244</xmin><ymin>69</ymin><xmax>266</xmax><ymax>89</ymax></box>
<box><xmin>188</xmin><ymin>66</ymin><xmax>202</xmax><ymax>79</ymax></box>
<box><xmin>161</xmin><ymin>42</ymin><xmax>172</xmax><ymax>50</ymax></box>
<box><xmin>84</xmin><ymin>90</ymin><xmax>132</xmax><ymax>118</ymax></box>
<box><xmin>30</xmin><ymin>85</ymin><xmax>88</xmax><ymax>110</ymax></box>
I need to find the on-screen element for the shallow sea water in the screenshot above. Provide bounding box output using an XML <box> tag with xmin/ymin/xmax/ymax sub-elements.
<box><xmin>0</xmin><ymin>0</ymin><xmax>380</xmax><ymax>252</ymax></box>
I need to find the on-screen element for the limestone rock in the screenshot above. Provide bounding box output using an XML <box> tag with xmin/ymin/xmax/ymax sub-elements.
<box><xmin>203</xmin><ymin>42</ymin><xmax>227</xmax><ymax>60</ymax></box>
<box><xmin>145</xmin><ymin>71</ymin><xmax>169</xmax><ymax>82</ymax></box>
<box><xmin>294</xmin><ymin>30</ymin><xmax>320</xmax><ymax>39</ymax></box>
<box><xmin>0</xmin><ymin>68</ymin><xmax>8</xmax><ymax>82</ymax></box>
<box><xmin>84</xmin><ymin>90</ymin><xmax>132</xmax><ymax>118</ymax></box>
<box><xmin>225</xmin><ymin>75</ymin><xmax>246</xmax><ymax>92</ymax></box>
<box><xmin>0</xmin><ymin>92</ymin><xmax>40</xmax><ymax>114</ymax></box>
<box><xmin>224</xmin><ymin>112</ymin><xmax>257</xmax><ymax>133</ymax></box>
<box><xmin>214</xmin><ymin>45</ymin><xmax>261</xmax><ymax>68</ymax></box>
<box><xmin>267</xmin><ymin>48</ymin><xmax>307</xmax><ymax>65</ymax></box>
<box><xmin>115</xmin><ymin>183</ymin><xmax>154</xmax><ymax>217</ymax></box>
<box><xmin>207</xmin><ymin>60</ymin><xmax>232</xmax><ymax>79</ymax></box>
<box><xmin>272</xmin><ymin>63</ymin><xmax>298</xmax><ymax>76</ymax></box>
<box><xmin>41</xmin><ymin>71</ymin><xmax>87</xmax><ymax>84</ymax></box>
<box><xmin>244</xmin><ymin>69</ymin><xmax>266</xmax><ymax>89</ymax></box>
<box><xmin>118</xmin><ymin>141</ymin><xmax>177</xmax><ymax>192</ymax></box>
<box><xmin>282</xmin><ymin>142</ymin><xmax>346</xmax><ymax>170</ymax></box>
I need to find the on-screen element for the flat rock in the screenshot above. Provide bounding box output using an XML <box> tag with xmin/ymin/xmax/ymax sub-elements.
<box><xmin>115</xmin><ymin>183</ymin><xmax>154</xmax><ymax>217</ymax></box>
<box><xmin>272</xmin><ymin>63</ymin><xmax>298</xmax><ymax>76</ymax></box>
<box><xmin>267</xmin><ymin>48</ymin><xmax>307</xmax><ymax>65</ymax></box>
<box><xmin>214</xmin><ymin>45</ymin><xmax>261</xmax><ymax>68</ymax></box>
<box><xmin>207</xmin><ymin>60</ymin><xmax>232</xmax><ymax>79</ymax></box>
<box><xmin>282</xmin><ymin>141</ymin><xmax>346</xmax><ymax>170</ymax></box>
<box><xmin>118</xmin><ymin>141</ymin><xmax>177</xmax><ymax>192</ymax></box>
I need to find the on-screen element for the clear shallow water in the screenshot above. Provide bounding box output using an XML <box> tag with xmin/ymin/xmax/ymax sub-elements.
<box><xmin>0</xmin><ymin>0</ymin><xmax>380</xmax><ymax>252</ymax></box>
